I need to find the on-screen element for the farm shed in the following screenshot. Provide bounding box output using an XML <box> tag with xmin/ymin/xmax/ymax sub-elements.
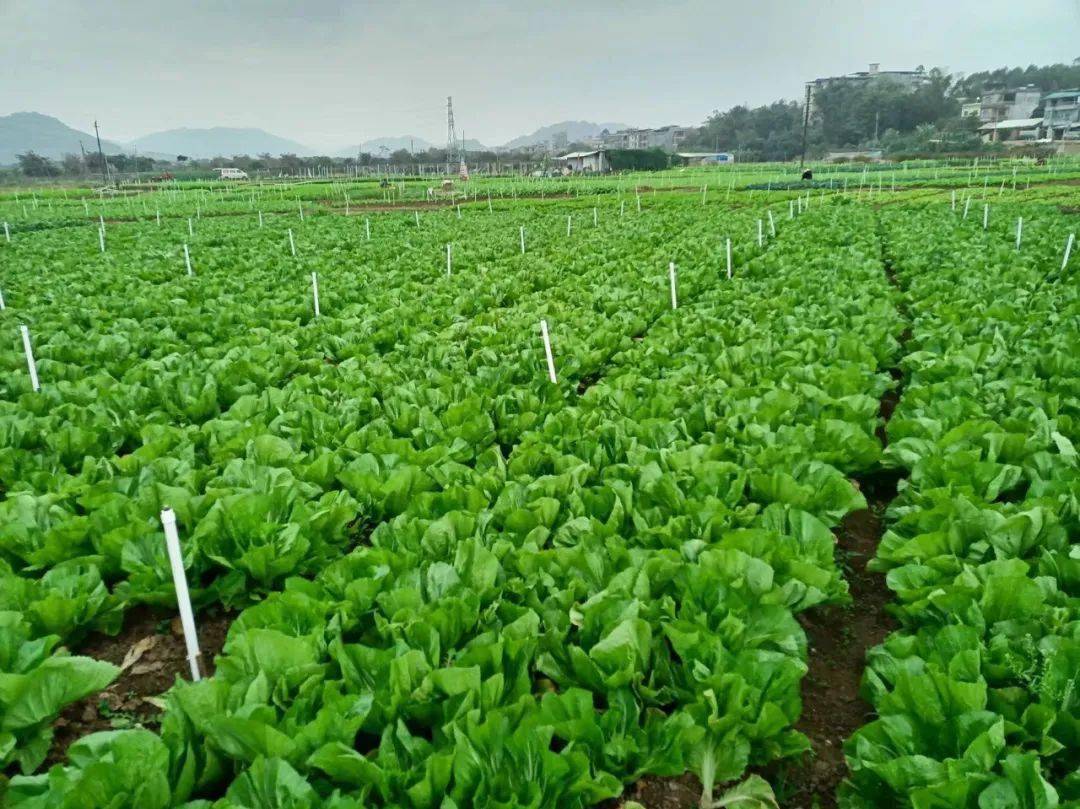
<box><xmin>677</xmin><ymin>152</ymin><xmax>735</xmax><ymax>165</ymax></box>
<box><xmin>978</xmin><ymin>117</ymin><xmax>1043</xmax><ymax>143</ymax></box>
<box><xmin>556</xmin><ymin>150</ymin><xmax>609</xmax><ymax>173</ymax></box>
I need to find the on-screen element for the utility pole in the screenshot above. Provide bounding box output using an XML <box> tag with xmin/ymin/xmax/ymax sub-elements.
<box><xmin>93</xmin><ymin>120</ymin><xmax>109</xmax><ymax>186</ymax></box>
<box><xmin>446</xmin><ymin>96</ymin><xmax>456</xmax><ymax>176</ymax></box>
<box><xmin>799</xmin><ymin>84</ymin><xmax>812</xmax><ymax>170</ymax></box>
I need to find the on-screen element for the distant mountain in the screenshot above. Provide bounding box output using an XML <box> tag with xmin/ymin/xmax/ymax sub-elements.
<box><xmin>500</xmin><ymin>120</ymin><xmax>632</xmax><ymax>150</ymax></box>
<box><xmin>131</xmin><ymin>127</ymin><xmax>316</xmax><ymax>159</ymax></box>
<box><xmin>0</xmin><ymin>112</ymin><xmax>128</xmax><ymax>165</ymax></box>
<box><xmin>333</xmin><ymin>136</ymin><xmax>488</xmax><ymax>157</ymax></box>
<box><xmin>334</xmin><ymin>135</ymin><xmax>434</xmax><ymax>157</ymax></box>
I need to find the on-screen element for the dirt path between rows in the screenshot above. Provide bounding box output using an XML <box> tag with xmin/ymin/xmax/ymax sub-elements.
<box><xmin>43</xmin><ymin>605</ymin><xmax>233</xmax><ymax>769</ymax></box>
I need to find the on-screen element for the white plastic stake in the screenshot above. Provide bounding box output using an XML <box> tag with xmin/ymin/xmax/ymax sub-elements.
<box><xmin>1064</xmin><ymin>233</ymin><xmax>1075</xmax><ymax>272</ymax></box>
<box><xmin>669</xmin><ymin>262</ymin><xmax>678</xmax><ymax>309</ymax></box>
<box><xmin>962</xmin><ymin>197</ymin><xmax>971</xmax><ymax>220</ymax></box>
<box><xmin>767</xmin><ymin>209</ymin><xmax>776</xmax><ymax>237</ymax></box>
<box><xmin>288</xmin><ymin>228</ymin><xmax>296</xmax><ymax>256</ymax></box>
<box><xmin>520</xmin><ymin>226</ymin><xmax>526</xmax><ymax>254</ymax></box>
<box><xmin>701</xmin><ymin>185</ymin><xmax>707</xmax><ymax>205</ymax></box>
<box><xmin>415</xmin><ymin>210</ymin><xmax>420</xmax><ymax>227</ymax></box>
<box><xmin>567</xmin><ymin>216</ymin><xmax>572</xmax><ymax>237</ymax></box>
<box><xmin>726</xmin><ymin>238</ymin><xmax>733</xmax><ymax>280</ymax></box>
<box><xmin>20</xmin><ymin>325</ymin><xmax>40</xmax><ymax>392</ymax></box>
<box><xmin>258</xmin><ymin>210</ymin><xmax>264</xmax><ymax>228</ymax></box>
<box><xmin>298</xmin><ymin>200</ymin><xmax>304</xmax><ymax>221</ymax></box>
<box><xmin>446</xmin><ymin>243</ymin><xmax>452</xmax><ymax>277</ymax></box>
<box><xmin>636</xmin><ymin>195</ymin><xmax>641</xmax><ymax>213</ymax></box>
<box><xmin>789</xmin><ymin>200</ymin><xmax>794</xmax><ymax>219</ymax></box>
<box><xmin>1015</xmin><ymin>217</ymin><xmax>1023</xmax><ymax>250</ymax></box>
<box><xmin>156</xmin><ymin>209</ymin><xmax>161</xmax><ymax>226</ymax></box>
<box><xmin>365</xmin><ymin>219</ymin><xmax>371</xmax><ymax>240</ymax></box>
<box><xmin>160</xmin><ymin>508</ymin><xmax>202</xmax><ymax>681</ymax></box>
<box><xmin>757</xmin><ymin>219</ymin><xmax>763</xmax><ymax>247</ymax></box>
<box><xmin>188</xmin><ymin>218</ymin><xmax>194</xmax><ymax>237</ymax></box>
<box><xmin>0</xmin><ymin>288</ymin><xmax>4</xmax><ymax>309</ymax></box>
<box><xmin>620</xmin><ymin>200</ymin><xmax>625</xmax><ymax>217</ymax></box>
<box><xmin>98</xmin><ymin>227</ymin><xmax>105</xmax><ymax>253</ymax></box>
<box><xmin>539</xmin><ymin>319</ymin><xmax>557</xmax><ymax>384</ymax></box>
<box><xmin>3</xmin><ymin>222</ymin><xmax>8</xmax><ymax>242</ymax></box>
<box><xmin>311</xmin><ymin>272</ymin><xmax>320</xmax><ymax>317</ymax></box>
<box><xmin>983</xmin><ymin>204</ymin><xmax>989</xmax><ymax>230</ymax></box>
<box><xmin>951</xmin><ymin>190</ymin><xmax>957</xmax><ymax>211</ymax></box>
<box><xmin>183</xmin><ymin>243</ymin><xmax>193</xmax><ymax>276</ymax></box>
<box><xmin>488</xmin><ymin>194</ymin><xmax>493</xmax><ymax>212</ymax></box>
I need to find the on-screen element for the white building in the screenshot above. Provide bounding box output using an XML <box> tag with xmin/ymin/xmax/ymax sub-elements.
<box><xmin>556</xmin><ymin>150</ymin><xmax>609</xmax><ymax>173</ymax></box>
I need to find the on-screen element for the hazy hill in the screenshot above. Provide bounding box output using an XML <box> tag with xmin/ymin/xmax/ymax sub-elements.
<box><xmin>333</xmin><ymin>136</ymin><xmax>489</xmax><ymax>157</ymax></box>
<box><xmin>131</xmin><ymin>127</ymin><xmax>316</xmax><ymax>159</ymax></box>
<box><xmin>0</xmin><ymin>112</ymin><xmax>128</xmax><ymax>165</ymax></box>
<box><xmin>500</xmin><ymin>120</ymin><xmax>632</xmax><ymax>150</ymax></box>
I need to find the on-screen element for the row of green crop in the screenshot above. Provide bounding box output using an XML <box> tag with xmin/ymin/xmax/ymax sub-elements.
<box><xmin>1</xmin><ymin>198</ymin><xmax>899</xmax><ymax>806</ymax></box>
<box><xmin>841</xmin><ymin>201</ymin><xmax>1080</xmax><ymax>806</ymax></box>
<box><xmin>0</xmin><ymin>196</ymin><xmax>794</xmax><ymax>785</ymax></box>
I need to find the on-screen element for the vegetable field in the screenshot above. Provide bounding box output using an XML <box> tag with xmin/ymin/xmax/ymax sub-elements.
<box><xmin>0</xmin><ymin>169</ymin><xmax>1077</xmax><ymax>809</ymax></box>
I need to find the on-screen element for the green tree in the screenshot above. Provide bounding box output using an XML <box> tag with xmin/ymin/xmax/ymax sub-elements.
<box><xmin>16</xmin><ymin>151</ymin><xmax>60</xmax><ymax>177</ymax></box>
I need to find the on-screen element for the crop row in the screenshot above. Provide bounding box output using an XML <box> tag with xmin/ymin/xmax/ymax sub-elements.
<box><xmin>2</xmin><ymin>199</ymin><xmax>903</xmax><ymax>806</ymax></box>
<box><xmin>841</xmin><ymin>202</ymin><xmax>1080</xmax><ymax>806</ymax></box>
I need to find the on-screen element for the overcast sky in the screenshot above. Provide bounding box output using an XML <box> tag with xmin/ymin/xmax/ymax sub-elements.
<box><xmin>3</xmin><ymin>0</ymin><xmax>1078</xmax><ymax>149</ymax></box>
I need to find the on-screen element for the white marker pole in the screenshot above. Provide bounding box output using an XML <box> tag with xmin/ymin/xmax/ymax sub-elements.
<box><xmin>4</xmin><ymin>222</ymin><xmax>9</xmax><ymax>242</ymax></box>
<box><xmin>446</xmin><ymin>243</ymin><xmax>452</xmax><ymax>277</ymax></box>
<box><xmin>298</xmin><ymin>200</ymin><xmax>304</xmax><ymax>221</ymax></box>
<box><xmin>258</xmin><ymin>210</ymin><xmax>264</xmax><ymax>228</ymax></box>
<box><xmin>188</xmin><ymin>218</ymin><xmax>194</xmax><ymax>237</ymax></box>
<box><xmin>620</xmin><ymin>200</ymin><xmax>625</xmax><ymax>217</ymax></box>
<box><xmin>156</xmin><ymin>209</ymin><xmax>161</xmax><ymax>226</ymax></box>
<box><xmin>488</xmin><ymin>194</ymin><xmax>493</xmax><ymax>213</ymax></box>
<box><xmin>636</xmin><ymin>195</ymin><xmax>641</xmax><ymax>213</ymax></box>
<box><xmin>159</xmin><ymin>508</ymin><xmax>202</xmax><ymax>681</ymax></box>
<box><xmin>789</xmin><ymin>200</ymin><xmax>794</xmax><ymax>219</ymax></box>
<box><xmin>520</xmin><ymin>226</ymin><xmax>526</xmax><ymax>254</ymax></box>
<box><xmin>415</xmin><ymin>210</ymin><xmax>420</xmax><ymax>227</ymax></box>
<box><xmin>0</xmin><ymin>288</ymin><xmax>5</xmax><ymax>309</ymax></box>
<box><xmin>701</xmin><ymin>185</ymin><xmax>707</xmax><ymax>205</ymax></box>
<box><xmin>951</xmin><ymin>190</ymin><xmax>956</xmax><ymax>211</ymax></box>
<box><xmin>20</xmin><ymin>325</ymin><xmax>40</xmax><ymax>392</ymax></box>
<box><xmin>767</xmin><ymin>209</ymin><xmax>776</xmax><ymax>237</ymax></box>
<box><xmin>567</xmin><ymin>216</ymin><xmax>572</xmax><ymax>237</ymax></box>
<box><xmin>1015</xmin><ymin>217</ymin><xmax>1023</xmax><ymax>250</ymax></box>
<box><xmin>1063</xmin><ymin>233</ymin><xmax>1075</xmax><ymax>272</ymax></box>
<box><xmin>962</xmin><ymin>197</ymin><xmax>971</xmax><ymax>220</ymax></box>
<box><xmin>982</xmin><ymin>204</ymin><xmax>989</xmax><ymax>230</ymax></box>
<box><xmin>669</xmin><ymin>262</ymin><xmax>678</xmax><ymax>309</ymax></box>
<box><xmin>757</xmin><ymin>219</ymin><xmax>763</xmax><ymax>247</ymax></box>
<box><xmin>540</xmin><ymin>319</ymin><xmax>557</xmax><ymax>384</ymax></box>
<box><xmin>726</xmin><ymin>238</ymin><xmax>733</xmax><ymax>280</ymax></box>
<box><xmin>183</xmin><ymin>243</ymin><xmax>193</xmax><ymax>276</ymax></box>
<box><xmin>311</xmin><ymin>272</ymin><xmax>320</xmax><ymax>317</ymax></box>
<box><xmin>288</xmin><ymin>228</ymin><xmax>296</xmax><ymax>257</ymax></box>
<box><xmin>98</xmin><ymin>227</ymin><xmax>106</xmax><ymax>253</ymax></box>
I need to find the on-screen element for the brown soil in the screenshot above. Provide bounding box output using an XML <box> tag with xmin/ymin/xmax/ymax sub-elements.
<box><xmin>606</xmin><ymin>773</ymin><xmax>702</xmax><ymax>809</ymax></box>
<box><xmin>43</xmin><ymin>605</ymin><xmax>232</xmax><ymax>769</ymax></box>
<box><xmin>781</xmin><ymin>480</ymin><xmax>898</xmax><ymax>809</ymax></box>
